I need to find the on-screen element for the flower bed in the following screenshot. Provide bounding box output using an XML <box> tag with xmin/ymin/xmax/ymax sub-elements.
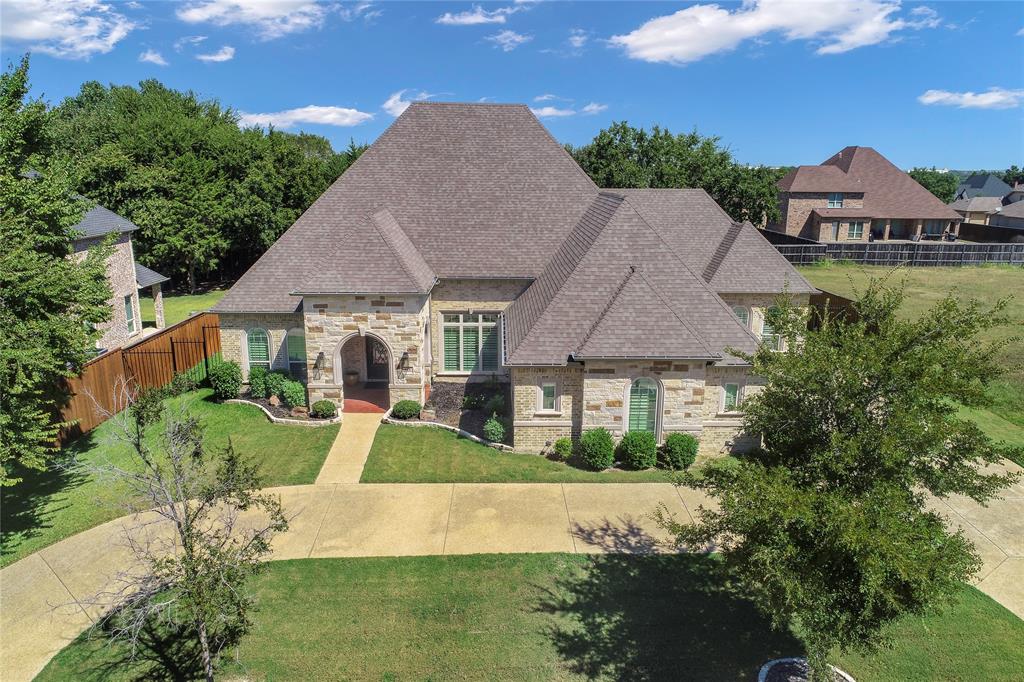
<box><xmin>424</xmin><ymin>380</ymin><xmax>510</xmax><ymax>440</ymax></box>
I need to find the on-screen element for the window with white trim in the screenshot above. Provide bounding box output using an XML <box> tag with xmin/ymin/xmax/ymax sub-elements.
<box><xmin>731</xmin><ymin>306</ymin><xmax>750</xmax><ymax>328</ymax></box>
<box><xmin>124</xmin><ymin>295</ymin><xmax>136</xmax><ymax>334</ymax></box>
<box><xmin>286</xmin><ymin>328</ymin><xmax>306</xmax><ymax>380</ymax></box>
<box><xmin>828</xmin><ymin>192</ymin><xmax>844</xmax><ymax>209</ymax></box>
<box><xmin>442</xmin><ymin>313</ymin><xmax>499</xmax><ymax>372</ymax></box>
<box><xmin>847</xmin><ymin>221</ymin><xmax>864</xmax><ymax>239</ymax></box>
<box><xmin>247</xmin><ymin>328</ymin><xmax>271</xmax><ymax>372</ymax></box>
<box><xmin>761</xmin><ymin>307</ymin><xmax>783</xmax><ymax>351</ymax></box>
<box><xmin>722</xmin><ymin>383</ymin><xmax>742</xmax><ymax>412</ymax></box>
<box><xmin>539</xmin><ymin>381</ymin><xmax>558</xmax><ymax>412</ymax></box>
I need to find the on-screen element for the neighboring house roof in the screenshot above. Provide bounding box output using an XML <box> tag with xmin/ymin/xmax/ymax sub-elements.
<box><xmin>779</xmin><ymin>146</ymin><xmax>961</xmax><ymax>221</ymax></box>
<box><xmin>996</xmin><ymin>200</ymin><xmax>1024</xmax><ymax>219</ymax></box>
<box><xmin>948</xmin><ymin>196</ymin><xmax>1003</xmax><ymax>214</ymax></box>
<box><xmin>135</xmin><ymin>263</ymin><xmax>169</xmax><ymax>288</ymax></box>
<box><xmin>955</xmin><ymin>173</ymin><xmax>1012</xmax><ymax>201</ymax></box>
<box><xmin>72</xmin><ymin>205</ymin><xmax>138</xmax><ymax>240</ymax></box>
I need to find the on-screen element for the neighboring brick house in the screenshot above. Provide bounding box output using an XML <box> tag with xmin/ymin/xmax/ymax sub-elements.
<box><xmin>769</xmin><ymin>146</ymin><xmax>962</xmax><ymax>242</ymax></box>
<box><xmin>948</xmin><ymin>196</ymin><xmax>1004</xmax><ymax>225</ymax></box>
<box><xmin>215</xmin><ymin>102</ymin><xmax>815</xmax><ymax>457</ymax></box>
<box><xmin>70</xmin><ymin>205</ymin><xmax>168</xmax><ymax>351</ymax></box>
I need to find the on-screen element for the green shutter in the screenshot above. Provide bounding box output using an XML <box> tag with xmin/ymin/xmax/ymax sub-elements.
<box><xmin>248</xmin><ymin>330</ymin><xmax>270</xmax><ymax>368</ymax></box>
<box><xmin>481</xmin><ymin>326</ymin><xmax>499</xmax><ymax>371</ymax></box>
<box><xmin>287</xmin><ymin>332</ymin><xmax>305</xmax><ymax>362</ymax></box>
<box><xmin>724</xmin><ymin>384</ymin><xmax>738</xmax><ymax>411</ymax></box>
<box><xmin>462</xmin><ymin>326</ymin><xmax>479</xmax><ymax>371</ymax></box>
<box><xmin>444</xmin><ymin>327</ymin><xmax>459</xmax><ymax>371</ymax></box>
<box><xmin>629</xmin><ymin>380</ymin><xmax>657</xmax><ymax>433</ymax></box>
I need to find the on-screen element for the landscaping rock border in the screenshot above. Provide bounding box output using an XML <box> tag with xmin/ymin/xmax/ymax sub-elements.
<box><xmin>382</xmin><ymin>409</ymin><xmax>515</xmax><ymax>451</ymax></box>
<box><xmin>226</xmin><ymin>399</ymin><xmax>342</xmax><ymax>427</ymax></box>
<box><xmin>758</xmin><ymin>658</ymin><xmax>855</xmax><ymax>682</ymax></box>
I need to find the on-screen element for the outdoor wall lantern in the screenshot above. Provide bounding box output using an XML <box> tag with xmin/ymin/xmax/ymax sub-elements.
<box><xmin>397</xmin><ymin>351</ymin><xmax>411</xmax><ymax>379</ymax></box>
<box><xmin>313</xmin><ymin>351</ymin><xmax>325</xmax><ymax>380</ymax></box>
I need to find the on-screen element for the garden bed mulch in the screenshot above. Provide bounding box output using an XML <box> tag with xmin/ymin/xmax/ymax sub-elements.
<box><xmin>424</xmin><ymin>380</ymin><xmax>510</xmax><ymax>440</ymax></box>
<box><xmin>238</xmin><ymin>392</ymin><xmax>331</xmax><ymax>422</ymax></box>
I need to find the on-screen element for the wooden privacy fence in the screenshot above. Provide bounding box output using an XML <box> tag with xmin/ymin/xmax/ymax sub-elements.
<box><xmin>774</xmin><ymin>241</ymin><xmax>1024</xmax><ymax>267</ymax></box>
<box><xmin>59</xmin><ymin>312</ymin><xmax>221</xmax><ymax>442</ymax></box>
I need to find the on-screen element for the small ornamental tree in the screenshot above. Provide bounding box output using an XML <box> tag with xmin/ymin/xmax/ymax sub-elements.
<box><xmin>659</xmin><ymin>279</ymin><xmax>1020</xmax><ymax>679</ymax></box>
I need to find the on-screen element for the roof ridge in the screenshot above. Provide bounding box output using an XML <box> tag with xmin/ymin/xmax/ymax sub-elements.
<box><xmin>702</xmin><ymin>222</ymin><xmax>743</xmax><ymax>283</ymax></box>
<box><xmin>574</xmin><ymin>265</ymin><xmax>637</xmax><ymax>355</ymax></box>
<box><xmin>634</xmin><ymin>269</ymin><xmax>717</xmax><ymax>359</ymax></box>
<box><xmin>370</xmin><ymin>208</ymin><xmax>435</xmax><ymax>292</ymax></box>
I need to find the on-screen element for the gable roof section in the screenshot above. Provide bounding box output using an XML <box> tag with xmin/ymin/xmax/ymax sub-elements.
<box><xmin>820</xmin><ymin>146</ymin><xmax>961</xmax><ymax>221</ymax></box>
<box><xmin>948</xmin><ymin>196</ymin><xmax>1003</xmax><ymax>214</ymax></box>
<box><xmin>504</xmin><ymin>192</ymin><xmax>760</xmax><ymax>366</ymax></box>
<box><xmin>777</xmin><ymin>165</ymin><xmax>863</xmax><ymax>193</ymax></box>
<box><xmin>134</xmin><ymin>263</ymin><xmax>168</xmax><ymax>288</ymax></box>
<box><xmin>73</xmin><ymin>205</ymin><xmax>137</xmax><ymax>240</ymax></box>
<box><xmin>956</xmin><ymin>173</ymin><xmax>1012</xmax><ymax>200</ymax></box>
<box><xmin>216</xmin><ymin>102</ymin><xmax>597</xmax><ymax>312</ymax></box>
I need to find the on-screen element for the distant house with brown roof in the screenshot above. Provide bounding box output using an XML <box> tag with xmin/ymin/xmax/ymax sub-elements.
<box><xmin>770</xmin><ymin>146</ymin><xmax>962</xmax><ymax>242</ymax></box>
<box><xmin>215</xmin><ymin>102</ymin><xmax>815</xmax><ymax>457</ymax></box>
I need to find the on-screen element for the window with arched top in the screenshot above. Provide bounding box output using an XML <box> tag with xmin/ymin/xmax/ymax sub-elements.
<box><xmin>628</xmin><ymin>378</ymin><xmax>659</xmax><ymax>434</ymax></box>
<box><xmin>731</xmin><ymin>306</ymin><xmax>750</xmax><ymax>328</ymax></box>
<box><xmin>286</xmin><ymin>328</ymin><xmax>306</xmax><ymax>380</ymax></box>
<box><xmin>247</xmin><ymin>328</ymin><xmax>270</xmax><ymax>373</ymax></box>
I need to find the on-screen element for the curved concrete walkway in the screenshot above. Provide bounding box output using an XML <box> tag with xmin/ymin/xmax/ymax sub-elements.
<box><xmin>2</xmin><ymin>413</ymin><xmax>1022</xmax><ymax>681</ymax></box>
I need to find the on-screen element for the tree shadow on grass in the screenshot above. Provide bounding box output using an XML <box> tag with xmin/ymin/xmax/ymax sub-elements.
<box><xmin>0</xmin><ymin>433</ymin><xmax>96</xmax><ymax>564</ymax></box>
<box><xmin>57</xmin><ymin>618</ymin><xmax>206</xmax><ymax>682</ymax></box>
<box><xmin>538</xmin><ymin>554</ymin><xmax>804</xmax><ymax>681</ymax></box>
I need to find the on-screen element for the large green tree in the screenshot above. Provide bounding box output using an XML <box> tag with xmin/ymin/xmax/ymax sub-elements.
<box><xmin>909</xmin><ymin>167</ymin><xmax>959</xmax><ymax>203</ymax></box>
<box><xmin>48</xmin><ymin>80</ymin><xmax>366</xmax><ymax>290</ymax></box>
<box><xmin>1001</xmin><ymin>165</ymin><xmax>1023</xmax><ymax>188</ymax></box>
<box><xmin>569</xmin><ymin>122</ymin><xmax>786</xmax><ymax>225</ymax></box>
<box><xmin>661</xmin><ymin>281</ymin><xmax>1020</xmax><ymax>679</ymax></box>
<box><xmin>0</xmin><ymin>57</ymin><xmax>112</xmax><ymax>486</ymax></box>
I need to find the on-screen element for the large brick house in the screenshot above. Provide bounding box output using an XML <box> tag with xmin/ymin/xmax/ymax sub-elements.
<box><xmin>214</xmin><ymin>103</ymin><xmax>815</xmax><ymax>456</ymax></box>
<box><xmin>770</xmin><ymin>146</ymin><xmax>962</xmax><ymax>242</ymax></box>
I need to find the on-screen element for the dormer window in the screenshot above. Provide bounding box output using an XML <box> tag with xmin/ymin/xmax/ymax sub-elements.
<box><xmin>827</xmin><ymin>192</ymin><xmax>844</xmax><ymax>208</ymax></box>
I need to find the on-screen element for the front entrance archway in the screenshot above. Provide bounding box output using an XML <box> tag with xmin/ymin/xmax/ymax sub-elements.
<box><xmin>365</xmin><ymin>336</ymin><xmax>389</xmax><ymax>385</ymax></box>
<box><xmin>337</xmin><ymin>333</ymin><xmax>391</xmax><ymax>413</ymax></box>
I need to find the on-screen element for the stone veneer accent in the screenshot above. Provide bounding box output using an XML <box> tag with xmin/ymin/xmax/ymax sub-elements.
<box><xmin>510</xmin><ymin>365</ymin><xmax>584</xmax><ymax>452</ymax></box>
<box><xmin>73</xmin><ymin>232</ymin><xmax>142</xmax><ymax>351</ymax></box>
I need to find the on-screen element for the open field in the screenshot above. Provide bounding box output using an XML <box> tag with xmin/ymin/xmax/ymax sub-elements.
<box><xmin>0</xmin><ymin>389</ymin><xmax>337</xmax><ymax>568</ymax></box>
<box><xmin>36</xmin><ymin>554</ymin><xmax>1024</xmax><ymax>681</ymax></box>
<box><xmin>139</xmin><ymin>287</ymin><xmax>228</xmax><ymax>328</ymax></box>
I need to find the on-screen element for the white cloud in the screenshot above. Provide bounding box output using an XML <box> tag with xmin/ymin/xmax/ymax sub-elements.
<box><xmin>581</xmin><ymin>102</ymin><xmax>608</xmax><ymax>115</ymax></box>
<box><xmin>138</xmin><ymin>49</ymin><xmax>168</xmax><ymax>66</ymax></box>
<box><xmin>0</xmin><ymin>0</ymin><xmax>137</xmax><ymax>60</ymax></box>
<box><xmin>382</xmin><ymin>89</ymin><xmax>437</xmax><ymax>117</ymax></box>
<box><xmin>338</xmin><ymin>2</ymin><xmax>380</xmax><ymax>22</ymax></box>
<box><xmin>238</xmin><ymin>105</ymin><xmax>374</xmax><ymax>128</ymax></box>
<box><xmin>918</xmin><ymin>87</ymin><xmax>1024</xmax><ymax>110</ymax></box>
<box><xmin>533</xmin><ymin>93</ymin><xmax>567</xmax><ymax>102</ymax></box>
<box><xmin>177</xmin><ymin>0</ymin><xmax>328</xmax><ymax>39</ymax></box>
<box><xmin>568</xmin><ymin>28</ymin><xmax>588</xmax><ymax>49</ymax></box>
<box><xmin>487</xmin><ymin>29</ymin><xmax>532</xmax><ymax>51</ymax></box>
<box><xmin>1017</xmin><ymin>26</ymin><xmax>1024</xmax><ymax>36</ymax></box>
<box><xmin>196</xmin><ymin>45</ymin><xmax>236</xmax><ymax>62</ymax></box>
<box><xmin>435</xmin><ymin>4</ymin><xmax>519</xmax><ymax>26</ymax></box>
<box><xmin>530</xmin><ymin>106</ymin><xmax>576</xmax><ymax>118</ymax></box>
<box><xmin>611</xmin><ymin>0</ymin><xmax>942</xmax><ymax>65</ymax></box>
<box><xmin>174</xmin><ymin>35</ymin><xmax>208</xmax><ymax>51</ymax></box>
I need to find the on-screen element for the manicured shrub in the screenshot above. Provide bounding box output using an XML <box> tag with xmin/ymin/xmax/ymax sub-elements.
<box><xmin>619</xmin><ymin>430</ymin><xmax>657</xmax><ymax>469</ymax></box>
<box><xmin>248</xmin><ymin>366</ymin><xmax>269</xmax><ymax>398</ymax></box>
<box><xmin>280</xmin><ymin>380</ymin><xmax>307</xmax><ymax>408</ymax></box>
<box><xmin>483</xmin><ymin>394</ymin><xmax>506</xmax><ymax>416</ymax></box>
<box><xmin>310</xmin><ymin>400</ymin><xmax>337</xmax><ymax>419</ymax></box>
<box><xmin>579</xmin><ymin>427</ymin><xmax>615</xmax><ymax>470</ymax></box>
<box><xmin>483</xmin><ymin>414</ymin><xmax>506</xmax><ymax>443</ymax></box>
<box><xmin>166</xmin><ymin>371</ymin><xmax>199</xmax><ymax>396</ymax></box>
<box><xmin>264</xmin><ymin>370</ymin><xmax>289</xmax><ymax>399</ymax></box>
<box><xmin>208</xmin><ymin>360</ymin><xmax>242</xmax><ymax>401</ymax></box>
<box><xmin>391</xmin><ymin>400</ymin><xmax>421</xmax><ymax>420</ymax></box>
<box><xmin>462</xmin><ymin>394</ymin><xmax>485</xmax><ymax>410</ymax></box>
<box><xmin>553</xmin><ymin>437</ymin><xmax>573</xmax><ymax>461</ymax></box>
<box><xmin>662</xmin><ymin>432</ymin><xmax>699</xmax><ymax>470</ymax></box>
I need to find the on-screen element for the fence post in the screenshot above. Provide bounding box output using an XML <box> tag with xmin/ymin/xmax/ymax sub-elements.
<box><xmin>202</xmin><ymin>326</ymin><xmax>210</xmax><ymax>379</ymax></box>
<box><xmin>170</xmin><ymin>337</ymin><xmax>178</xmax><ymax>374</ymax></box>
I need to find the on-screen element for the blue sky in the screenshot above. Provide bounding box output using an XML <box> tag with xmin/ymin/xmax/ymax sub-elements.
<box><xmin>3</xmin><ymin>1</ymin><xmax>1023</xmax><ymax>168</ymax></box>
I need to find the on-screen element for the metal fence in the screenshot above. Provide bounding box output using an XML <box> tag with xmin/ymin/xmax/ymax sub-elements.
<box><xmin>773</xmin><ymin>242</ymin><xmax>1024</xmax><ymax>267</ymax></box>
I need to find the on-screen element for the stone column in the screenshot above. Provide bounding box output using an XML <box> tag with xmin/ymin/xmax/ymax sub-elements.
<box><xmin>914</xmin><ymin>219</ymin><xmax>923</xmax><ymax>239</ymax></box>
<box><xmin>953</xmin><ymin>221</ymin><xmax>961</xmax><ymax>237</ymax></box>
<box><xmin>152</xmin><ymin>284</ymin><xmax>165</xmax><ymax>329</ymax></box>
<box><xmin>882</xmin><ymin>219</ymin><xmax>891</xmax><ymax>240</ymax></box>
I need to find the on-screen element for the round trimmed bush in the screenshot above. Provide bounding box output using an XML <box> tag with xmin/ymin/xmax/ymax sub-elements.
<box><xmin>247</xmin><ymin>366</ymin><xmax>269</xmax><ymax>398</ymax></box>
<box><xmin>264</xmin><ymin>370</ymin><xmax>289</xmax><ymax>399</ymax></box>
<box><xmin>552</xmin><ymin>437</ymin><xmax>573</xmax><ymax>461</ymax></box>
<box><xmin>619</xmin><ymin>430</ymin><xmax>657</xmax><ymax>469</ymax></box>
<box><xmin>280</xmin><ymin>380</ymin><xmax>307</xmax><ymax>408</ymax></box>
<box><xmin>391</xmin><ymin>400</ymin><xmax>421</xmax><ymax>420</ymax></box>
<box><xmin>579</xmin><ymin>427</ymin><xmax>615</xmax><ymax>470</ymax></box>
<box><xmin>310</xmin><ymin>400</ymin><xmax>337</xmax><ymax>419</ymax></box>
<box><xmin>208</xmin><ymin>360</ymin><xmax>242</xmax><ymax>401</ymax></box>
<box><xmin>662</xmin><ymin>432</ymin><xmax>699</xmax><ymax>470</ymax></box>
<box><xmin>483</xmin><ymin>414</ymin><xmax>506</xmax><ymax>443</ymax></box>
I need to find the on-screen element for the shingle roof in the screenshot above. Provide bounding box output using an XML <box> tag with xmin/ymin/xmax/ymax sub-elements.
<box><xmin>777</xmin><ymin>165</ymin><xmax>863</xmax><ymax>192</ymax></box>
<box><xmin>812</xmin><ymin>208</ymin><xmax>877</xmax><ymax>219</ymax></box>
<box><xmin>948</xmin><ymin>196</ymin><xmax>1003</xmax><ymax>214</ymax></box>
<box><xmin>996</xmin><ymin>201</ymin><xmax>1024</xmax><ymax>219</ymax></box>
<box><xmin>135</xmin><ymin>263</ymin><xmax>169</xmax><ymax>288</ymax></box>
<box><xmin>72</xmin><ymin>205</ymin><xmax>138</xmax><ymax>240</ymax></box>
<box><xmin>955</xmin><ymin>173</ymin><xmax>1012</xmax><ymax>200</ymax></box>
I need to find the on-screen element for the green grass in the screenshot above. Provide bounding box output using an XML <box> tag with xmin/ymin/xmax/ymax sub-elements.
<box><xmin>36</xmin><ymin>554</ymin><xmax>1024</xmax><ymax>681</ymax></box>
<box><xmin>139</xmin><ymin>287</ymin><xmax>228</xmax><ymax>328</ymax></box>
<box><xmin>799</xmin><ymin>263</ymin><xmax>1024</xmax><ymax>451</ymax></box>
<box><xmin>360</xmin><ymin>424</ymin><xmax>673</xmax><ymax>483</ymax></box>
<box><xmin>0</xmin><ymin>389</ymin><xmax>337</xmax><ymax>568</ymax></box>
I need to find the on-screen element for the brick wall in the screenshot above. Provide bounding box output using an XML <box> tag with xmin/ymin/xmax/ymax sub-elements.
<box><xmin>779</xmin><ymin>192</ymin><xmax>865</xmax><ymax>239</ymax></box>
<box><xmin>219</xmin><ymin>312</ymin><xmax>304</xmax><ymax>378</ymax></box>
<box><xmin>73</xmin><ymin>233</ymin><xmax>141</xmax><ymax>351</ymax></box>
<box><xmin>510</xmin><ymin>365</ymin><xmax>584</xmax><ymax>452</ymax></box>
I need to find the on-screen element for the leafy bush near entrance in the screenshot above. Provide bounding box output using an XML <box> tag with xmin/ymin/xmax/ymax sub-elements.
<box><xmin>280</xmin><ymin>380</ymin><xmax>307</xmax><ymax>408</ymax></box>
<box><xmin>264</xmin><ymin>371</ymin><xmax>289</xmax><ymax>401</ymax></box>
<box><xmin>391</xmin><ymin>400</ymin><xmax>422</xmax><ymax>420</ymax></box>
<box><xmin>248</xmin><ymin>366</ymin><xmax>269</xmax><ymax>398</ymax></box>
<box><xmin>579</xmin><ymin>428</ymin><xmax>615</xmax><ymax>470</ymax></box>
<box><xmin>662</xmin><ymin>432</ymin><xmax>699</xmax><ymax>470</ymax></box>
<box><xmin>209</xmin><ymin>360</ymin><xmax>242</xmax><ymax>400</ymax></box>
<box><xmin>483</xmin><ymin>414</ymin><xmax>506</xmax><ymax>443</ymax></box>
<box><xmin>619</xmin><ymin>431</ymin><xmax>657</xmax><ymax>469</ymax></box>
<box><xmin>552</xmin><ymin>437</ymin><xmax>573</xmax><ymax>461</ymax></box>
<box><xmin>311</xmin><ymin>400</ymin><xmax>337</xmax><ymax>419</ymax></box>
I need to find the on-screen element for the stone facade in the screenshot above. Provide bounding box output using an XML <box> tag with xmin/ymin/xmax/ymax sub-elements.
<box><xmin>510</xmin><ymin>365</ymin><xmax>584</xmax><ymax>452</ymax></box>
<box><xmin>73</xmin><ymin>232</ymin><xmax>142</xmax><ymax>351</ymax></box>
<box><xmin>428</xmin><ymin>278</ymin><xmax>531</xmax><ymax>379</ymax></box>
<box><xmin>718</xmin><ymin>292</ymin><xmax>811</xmax><ymax>346</ymax></box>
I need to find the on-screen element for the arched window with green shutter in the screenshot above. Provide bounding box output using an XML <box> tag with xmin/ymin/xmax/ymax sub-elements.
<box><xmin>247</xmin><ymin>328</ymin><xmax>271</xmax><ymax>373</ymax></box>
<box><xmin>628</xmin><ymin>378</ymin><xmax>658</xmax><ymax>434</ymax></box>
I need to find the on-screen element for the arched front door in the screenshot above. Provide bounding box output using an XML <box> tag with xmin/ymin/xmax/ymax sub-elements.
<box><xmin>629</xmin><ymin>378</ymin><xmax>658</xmax><ymax>434</ymax></box>
<box><xmin>365</xmin><ymin>336</ymin><xmax>390</xmax><ymax>384</ymax></box>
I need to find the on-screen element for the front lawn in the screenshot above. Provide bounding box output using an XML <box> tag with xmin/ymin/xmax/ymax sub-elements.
<box><xmin>139</xmin><ymin>287</ymin><xmax>228</xmax><ymax>328</ymax></box>
<box><xmin>360</xmin><ymin>424</ymin><xmax>672</xmax><ymax>483</ymax></box>
<box><xmin>0</xmin><ymin>389</ymin><xmax>337</xmax><ymax>568</ymax></box>
<box><xmin>36</xmin><ymin>554</ymin><xmax>1024</xmax><ymax>681</ymax></box>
